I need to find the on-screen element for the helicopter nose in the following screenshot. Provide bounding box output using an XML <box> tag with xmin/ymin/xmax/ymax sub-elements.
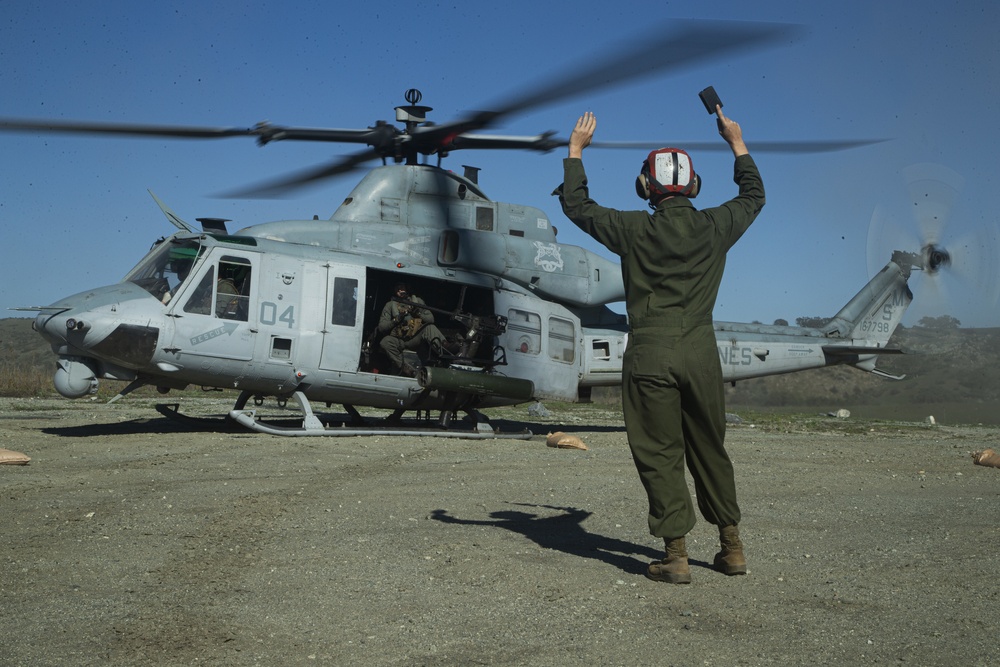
<box><xmin>33</xmin><ymin>313</ymin><xmax>102</xmax><ymax>398</ymax></box>
<box><xmin>35</xmin><ymin>311</ymin><xmax>66</xmax><ymax>344</ymax></box>
<box><xmin>35</xmin><ymin>311</ymin><xmax>88</xmax><ymax>347</ymax></box>
<box><xmin>33</xmin><ymin>281</ymin><xmax>153</xmax><ymax>349</ymax></box>
<box><xmin>36</xmin><ymin>310</ymin><xmax>160</xmax><ymax>367</ymax></box>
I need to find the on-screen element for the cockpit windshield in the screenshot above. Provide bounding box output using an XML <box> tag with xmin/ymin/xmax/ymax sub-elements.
<box><xmin>125</xmin><ymin>239</ymin><xmax>203</xmax><ymax>304</ymax></box>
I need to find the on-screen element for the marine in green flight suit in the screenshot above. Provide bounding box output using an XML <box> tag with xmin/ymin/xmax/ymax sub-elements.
<box><xmin>554</xmin><ymin>108</ymin><xmax>765</xmax><ymax>583</ymax></box>
<box><xmin>378</xmin><ymin>283</ymin><xmax>446</xmax><ymax>376</ymax></box>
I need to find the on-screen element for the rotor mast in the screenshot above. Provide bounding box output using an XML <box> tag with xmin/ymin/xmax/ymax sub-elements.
<box><xmin>395</xmin><ymin>89</ymin><xmax>434</xmax><ymax>165</ymax></box>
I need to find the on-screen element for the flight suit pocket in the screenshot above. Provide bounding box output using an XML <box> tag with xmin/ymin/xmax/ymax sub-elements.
<box><xmin>625</xmin><ymin>332</ymin><xmax>680</xmax><ymax>385</ymax></box>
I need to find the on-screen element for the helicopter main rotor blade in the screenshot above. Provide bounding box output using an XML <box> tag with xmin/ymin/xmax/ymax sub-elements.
<box><xmin>586</xmin><ymin>138</ymin><xmax>888</xmax><ymax>153</ymax></box>
<box><xmin>419</xmin><ymin>20</ymin><xmax>805</xmax><ymax>145</ymax></box>
<box><xmin>220</xmin><ymin>147</ymin><xmax>383</xmax><ymax>198</ymax></box>
<box><xmin>447</xmin><ymin>133</ymin><xmax>563</xmax><ymax>152</ymax></box>
<box><xmin>425</xmin><ymin>133</ymin><xmax>887</xmax><ymax>156</ymax></box>
<box><xmin>0</xmin><ymin>117</ymin><xmax>258</xmax><ymax>139</ymax></box>
<box><xmin>0</xmin><ymin>117</ymin><xmax>382</xmax><ymax>145</ymax></box>
<box><xmin>250</xmin><ymin>124</ymin><xmax>396</xmax><ymax>146</ymax></box>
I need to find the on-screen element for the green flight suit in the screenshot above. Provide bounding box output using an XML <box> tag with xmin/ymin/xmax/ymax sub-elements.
<box><xmin>378</xmin><ymin>295</ymin><xmax>446</xmax><ymax>373</ymax></box>
<box><xmin>555</xmin><ymin>154</ymin><xmax>765</xmax><ymax>538</ymax></box>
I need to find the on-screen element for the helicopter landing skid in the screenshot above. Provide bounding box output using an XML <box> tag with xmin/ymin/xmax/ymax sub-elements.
<box><xmin>154</xmin><ymin>389</ymin><xmax>261</xmax><ymax>430</ymax></box>
<box><xmin>155</xmin><ymin>402</ymin><xmax>245</xmax><ymax>430</ymax></box>
<box><xmin>228</xmin><ymin>390</ymin><xmax>533</xmax><ymax>440</ymax></box>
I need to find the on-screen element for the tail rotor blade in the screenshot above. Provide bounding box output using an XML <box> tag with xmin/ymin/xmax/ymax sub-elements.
<box><xmin>903</xmin><ymin>163</ymin><xmax>963</xmax><ymax>245</ymax></box>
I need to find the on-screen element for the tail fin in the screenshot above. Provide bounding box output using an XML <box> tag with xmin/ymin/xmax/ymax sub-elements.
<box><xmin>821</xmin><ymin>253</ymin><xmax>914</xmax><ymax>373</ymax></box>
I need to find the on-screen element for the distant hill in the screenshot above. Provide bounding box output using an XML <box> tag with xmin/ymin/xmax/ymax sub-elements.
<box><xmin>3</xmin><ymin>317</ymin><xmax>998</xmax><ymax>423</ymax></box>
<box><xmin>0</xmin><ymin>317</ymin><xmax>55</xmax><ymax>373</ymax></box>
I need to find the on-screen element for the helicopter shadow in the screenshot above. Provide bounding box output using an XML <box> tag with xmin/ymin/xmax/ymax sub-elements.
<box><xmin>431</xmin><ymin>503</ymin><xmax>663</xmax><ymax>576</ymax></box>
<box><xmin>484</xmin><ymin>418</ymin><xmax>626</xmax><ymax>436</ymax></box>
<box><xmin>38</xmin><ymin>409</ymin><xmax>627</xmax><ymax>439</ymax></box>
<box><xmin>41</xmin><ymin>416</ymin><xmax>232</xmax><ymax>438</ymax></box>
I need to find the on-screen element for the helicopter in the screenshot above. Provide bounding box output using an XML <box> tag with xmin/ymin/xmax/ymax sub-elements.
<box><xmin>1</xmin><ymin>20</ymin><xmax>932</xmax><ymax>437</ymax></box>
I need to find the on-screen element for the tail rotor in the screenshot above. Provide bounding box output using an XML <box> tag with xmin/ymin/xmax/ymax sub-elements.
<box><xmin>867</xmin><ymin>162</ymin><xmax>999</xmax><ymax>325</ymax></box>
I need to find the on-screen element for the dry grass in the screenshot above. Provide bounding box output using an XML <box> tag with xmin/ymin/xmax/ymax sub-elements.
<box><xmin>0</xmin><ymin>359</ymin><xmax>166</xmax><ymax>399</ymax></box>
<box><xmin>0</xmin><ymin>364</ymin><xmax>52</xmax><ymax>398</ymax></box>
<box><xmin>0</xmin><ymin>361</ymin><xmax>188</xmax><ymax>400</ymax></box>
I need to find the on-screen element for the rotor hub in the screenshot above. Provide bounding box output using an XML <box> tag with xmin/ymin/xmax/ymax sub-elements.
<box><xmin>922</xmin><ymin>243</ymin><xmax>951</xmax><ymax>274</ymax></box>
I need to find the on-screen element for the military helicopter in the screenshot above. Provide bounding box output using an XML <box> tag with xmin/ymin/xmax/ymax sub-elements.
<box><xmin>1</xmin><ymin>21</ymin><xmax>930</xmax><ymax>437</ymax></box>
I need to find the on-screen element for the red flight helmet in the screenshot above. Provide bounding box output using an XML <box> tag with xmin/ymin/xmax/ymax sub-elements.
<box><xmin>635</xmin><ymin>147</ymin><xmax>701</xmax><ymax>202</ymax></box>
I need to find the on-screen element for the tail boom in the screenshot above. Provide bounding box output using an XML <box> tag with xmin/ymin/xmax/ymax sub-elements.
<box><xmin>576</xmin><ymin>255</ymin><xmax>914</xmax><ymax>393</ymax></box>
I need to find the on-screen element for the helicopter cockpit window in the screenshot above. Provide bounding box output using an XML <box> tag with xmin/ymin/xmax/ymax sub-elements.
<box><xmin>183</xmin><ymin>267</ymin><xmax>215</xmax><ymax>316</ymax></box>
<box><xmin>507</xmin><ymin>309</ymin><xmax>541</xmax><ymax>355</ymax></box>
<box><xmin>548</xmin><ymin>316</ymin><xmax>576</xmax><ymax>364</ymax></box>
<box><xmin>181</xmin><ymin>255</ymin><xmax>252</xmax><ymax>321</ymax></box>
<box><xmin>214</xmin><ymin>256</ymin><xmax>252</xmax><ymax>321</ymax></box>
<box><xmin>126</xmin><ymin>240</ymin><xmax>202</xmax><ymax>304</ymax></box>
<box><xmin>331</xmin><ymin>277</ymin><xmax>358</xmax><ymax>327</ymax></box>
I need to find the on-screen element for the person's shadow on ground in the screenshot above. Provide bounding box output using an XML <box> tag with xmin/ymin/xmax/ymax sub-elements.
<box><xmin>431</xmin><ymin>504</ymin><xmax>664</xmax><ymax>576</ymax></box>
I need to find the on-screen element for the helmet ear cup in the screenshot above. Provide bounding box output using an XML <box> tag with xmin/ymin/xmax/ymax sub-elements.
<box><xmin>635</xmin><ymin>172</ymin><xmax>650</xmax><ymax>200</ymax></box>
<box><xmin>689</xmin><ymin>173</ymin><xmax>701</xmax><ymax>198</ymax></box>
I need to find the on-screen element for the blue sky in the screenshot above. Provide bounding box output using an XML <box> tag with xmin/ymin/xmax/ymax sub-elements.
<box><xmin>2</xmin><ymin>1</ymin><xmax>998</xmax><ymax>327</ymax></box>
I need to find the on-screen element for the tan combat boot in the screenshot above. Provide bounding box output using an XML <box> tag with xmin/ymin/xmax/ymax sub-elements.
<box><xmin>714</xmin><ymin>524</ymin><xmax>747</xmax><ymax>576</ymax></box>
<box><xmin>647</xmin><ymin>536</ymin><xmax>692</xmax><ymax>584</ymax></box>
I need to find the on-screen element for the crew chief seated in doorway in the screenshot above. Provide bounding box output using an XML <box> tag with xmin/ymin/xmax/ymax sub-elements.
<box><xmin>377</xmin><ymin>282</ymin><xmax>446</xmax><ymax>377</ymax></box>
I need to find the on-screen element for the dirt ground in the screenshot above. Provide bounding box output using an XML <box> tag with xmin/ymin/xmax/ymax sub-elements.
<box><xmin>1</xmin><ymin>396</ymin><xmax>998</xmax><ymax>667</ymax></box>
